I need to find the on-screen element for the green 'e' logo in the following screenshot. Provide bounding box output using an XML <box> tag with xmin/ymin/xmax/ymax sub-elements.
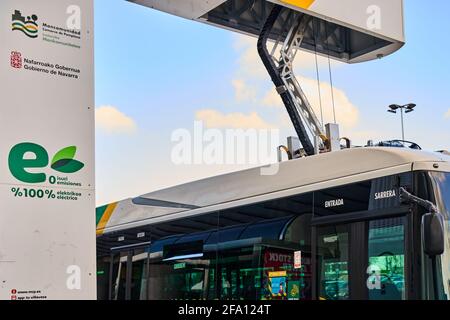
<box><xmin>9</xmin><ymin>143</ymin><xmax>48</xmax><ymax>183</ymax></box>
<box><xmin>8</xmin><ymin>143</ymin><xmax>84</xmax><ymax>184</ymax></box>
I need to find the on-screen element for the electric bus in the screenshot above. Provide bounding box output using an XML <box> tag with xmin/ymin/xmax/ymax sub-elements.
<box><xmin>96</xmin><ymin>147</ymin><xmax>450</xmax><ymax>300</ymax></box>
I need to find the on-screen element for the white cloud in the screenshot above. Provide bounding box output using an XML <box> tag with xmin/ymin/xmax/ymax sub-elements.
<box><xmin>446</xmin><ymin>109</ymin><xmax>450</xmax><ymax>119</ymax></box>
<box><xmin>196</xmin><ymin>109</ymin><xmax>275</xmax><ymax>129</ymax></box>
<box><xmin>96</xmin><ymin>106</ymin><xmax>137</xmax><ymax>134</ymax></box>
<box><xmin>232</xmin><ymin>79</ymin><xmax>257</xmax><ymax>103</ymax></box>
<box><xmin>233</xmin><ymin>36</ymin><xmax>266</xmax><ymax>79</ymax></box>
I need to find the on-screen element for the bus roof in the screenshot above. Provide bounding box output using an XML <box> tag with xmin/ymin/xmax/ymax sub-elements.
<box><xmin>97</xmin><ymin>147</ymin><xmax>449</xmax><ymax>234</ymax></box>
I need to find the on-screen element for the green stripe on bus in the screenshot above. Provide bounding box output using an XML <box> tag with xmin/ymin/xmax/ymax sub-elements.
<box><xmin>96</xmin><ymin>205</ymin><xmax>108</xmax><ymax>226</ymax></box>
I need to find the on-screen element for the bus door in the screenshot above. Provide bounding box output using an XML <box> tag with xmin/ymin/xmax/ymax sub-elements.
<box><xmin>314</xmin><ymin>216</ymin><xmax>408</xmax><ymax>300</ymax></box>
<box><xmin>110</xmin><ymin>247</ymin><xmax>148</xmax><ymax>300</ymax></box>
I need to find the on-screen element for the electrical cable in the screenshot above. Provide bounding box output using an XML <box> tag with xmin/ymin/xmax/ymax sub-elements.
<box><xmin>325</xmin><ymin>22</ymin><xmax>337</xmax><ymax>124</ymax></box>
<box><xmin>312</xmin><ymin>19</ymin><xmax>324</xmax><ymax>131</ymax></box>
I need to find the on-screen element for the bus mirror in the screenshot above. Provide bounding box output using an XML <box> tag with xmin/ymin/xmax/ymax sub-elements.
<box><xmin>422</xmin><ymin>212</ymin><xmax>445</xmax><ymax>257</ymax></box>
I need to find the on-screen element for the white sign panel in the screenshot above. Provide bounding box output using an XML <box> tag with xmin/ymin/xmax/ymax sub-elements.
<box><xmin>0</xmin><ymin>0</ymin><xmax>95</xmax><ymax>299</ymax></box>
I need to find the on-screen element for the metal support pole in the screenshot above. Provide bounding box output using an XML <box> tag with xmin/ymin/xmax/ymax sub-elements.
<box><xmin>314</xmin><ymin>136</ymin><xmax>321</xmax><ymax>155</ymax></box>
<box><xmin>401</xmin><ymin>107</ymin><xmax>405</xmax><ymax>141</ymax></box>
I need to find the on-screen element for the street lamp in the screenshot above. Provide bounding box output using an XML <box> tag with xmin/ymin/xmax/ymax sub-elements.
<box><xmin>387</xmin><ymin>103</ymin><xmax>416</xmax><ymax>141</ymax></box>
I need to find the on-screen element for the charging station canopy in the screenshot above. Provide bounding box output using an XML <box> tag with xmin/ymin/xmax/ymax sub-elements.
<box><xmin>128</xmin><ymin>0</ymin><xmax>405</xmax><ymax>63</ymax></box>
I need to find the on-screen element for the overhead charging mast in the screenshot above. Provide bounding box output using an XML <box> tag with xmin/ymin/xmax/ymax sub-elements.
<box><xmin>129</xmin><ymin>0</ymin><xmax>406</xmax><ymax>156</ymax></box>
<box><xmin>257</xmin><ymin>4</ymin><xmax>328</xmax><ymax>156</ymax></box>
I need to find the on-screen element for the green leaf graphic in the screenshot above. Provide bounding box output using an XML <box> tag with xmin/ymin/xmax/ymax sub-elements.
<box><xmin>51</xmin><ymin>159</ymin><xmax>84</xmax><ymax>173</ymax></box>
<box><xmin>51</xmin><ymin>146</ymin><xmax>77</xmax><ymax>166</ymax></box>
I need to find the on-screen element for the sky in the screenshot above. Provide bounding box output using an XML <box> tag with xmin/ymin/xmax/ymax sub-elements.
<box><xmin>94</xmin><ymin>0</ymin><xmax>450</xmax><ymax>206</ymax></box>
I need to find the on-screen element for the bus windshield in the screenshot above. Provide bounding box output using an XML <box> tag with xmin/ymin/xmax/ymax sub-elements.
<box><xmin>429</xmin><ymin>172</ymin><xmax>450</xmax><ymax>299</ymax></box>
<box><xmin>431</xmin><ymin>172</ymin><xmax>450</xmax><ymax>219</ymax></box>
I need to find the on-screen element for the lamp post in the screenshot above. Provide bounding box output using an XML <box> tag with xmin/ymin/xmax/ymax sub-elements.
<box><xmin>387</xmin><ymin>103</ymin><xmax>416</xmax><ymax>141</ymax></box>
